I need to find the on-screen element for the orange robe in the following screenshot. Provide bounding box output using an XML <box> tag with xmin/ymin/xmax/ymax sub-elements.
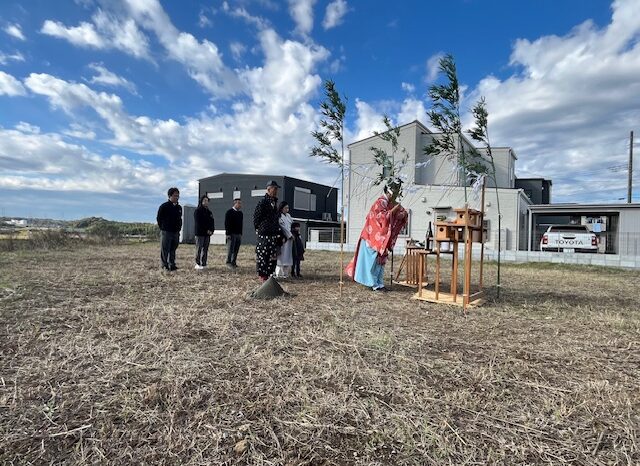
<box><xmin>345</xmin><ymin>195</ymin><xmax>408</xmax><ymax>278</ymax></box>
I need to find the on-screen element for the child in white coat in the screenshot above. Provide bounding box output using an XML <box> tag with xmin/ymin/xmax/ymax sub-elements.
<box><xmin>275</xmin><ymin>201</ymin><xmax>293</xmax><ymax>278</ymax></box>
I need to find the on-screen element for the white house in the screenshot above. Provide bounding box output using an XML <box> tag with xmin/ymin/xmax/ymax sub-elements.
<box><xmin>346</xmin><ymin>120</ymin><xmax>531</xmax><ymax>251</ymax></box>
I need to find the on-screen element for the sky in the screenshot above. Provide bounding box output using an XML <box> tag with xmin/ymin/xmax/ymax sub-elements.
<box><xmin>0</xmin><ymin>0</ymin><xmax>639</xmax><ymax>221</ymax></box>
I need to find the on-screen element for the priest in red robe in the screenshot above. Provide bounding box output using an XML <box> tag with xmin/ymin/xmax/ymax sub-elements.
<box><xmin>345</xmin><ymin>187</ymin><xmax>408</xmax><ymax>291</ymax></box>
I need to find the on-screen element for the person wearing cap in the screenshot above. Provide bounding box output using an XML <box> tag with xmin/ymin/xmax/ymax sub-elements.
<box><xmin>345</xmin><ymin>186</ymin><xmax>408</xmax><ymax>291</ymax></box>
<box><xmin>253</xmin><ymin>180</ymin><xmax>283</xmax><ymax>281</ymax></box>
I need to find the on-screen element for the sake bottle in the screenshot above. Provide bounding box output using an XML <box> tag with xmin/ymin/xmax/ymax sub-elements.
<box><xmin>425</xmin><ymin>221</ymin><xmax>434</xmax><ymax>251</ymax></box>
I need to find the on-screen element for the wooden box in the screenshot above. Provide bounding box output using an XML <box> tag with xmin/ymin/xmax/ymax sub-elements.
<box><xmin>471</xmin><ymin>228</ymin><xmax>487</xmax><ymax>243</ymax></box>
<box><xmin>435</xmin><ymin>223</ymin><xmax>455</xmax><ymax>241</ymax></box>
<box><xmin>454</xmin><ymin>208</ymin><xmax>481</xmax><ymax>227</ymax></box>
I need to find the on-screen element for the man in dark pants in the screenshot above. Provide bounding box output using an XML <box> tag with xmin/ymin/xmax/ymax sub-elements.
<box><xmin>156</xmin><ymin>187</ymin><xmax>182</xmax><ymax>271</ymax></box>
<box><xmin>194</xmin><ymin>195</ymin><xmax>215</xmax><ymax>270</ymax></box>
<box><xmin>224</xmin><ymin>198</ymin><xmax>243</xmax><ymax>268</ymax></box>
<box><xmin>253</xmin><ymin>181</ymin><xmax>282</xmax><ymax>281</ymax></box>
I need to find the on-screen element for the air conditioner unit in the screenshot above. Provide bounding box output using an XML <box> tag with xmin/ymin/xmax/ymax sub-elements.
<box><xmin>322</xmin><ymin>212</ymin><xmax>332</xmax><ymax>221</ymax></box>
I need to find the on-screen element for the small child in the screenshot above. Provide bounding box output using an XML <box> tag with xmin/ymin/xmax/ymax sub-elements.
<box><xmin>291</xmin><ymin>222</ymin><xmax>305</xmax><ymax>278</ymax></box>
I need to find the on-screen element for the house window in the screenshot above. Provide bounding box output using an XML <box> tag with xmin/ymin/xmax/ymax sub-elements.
<box><xmin>251</xmin><ymin>189</ymin><xmax>264</xmax><ymax>197</ymax></box>
<box><xmin>207</xmin><ymin>192</ymin><xmax>223</xmax><ymax>199</ymax></box>
<box><xmin>294</xmin><ymin>187</ymin><xmax>312</xmax><ymax>211</ymax></box>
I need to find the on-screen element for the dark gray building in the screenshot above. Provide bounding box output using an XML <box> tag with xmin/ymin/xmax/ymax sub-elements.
<box><xmin>198</xmin><ymin>173</ymin><xmax>339</xmax><ymax>244</ymax></box>
<box><xmin>515</xmin><ymin>178</ymin><xmax>552</xmax><ymax>204</ymax></box>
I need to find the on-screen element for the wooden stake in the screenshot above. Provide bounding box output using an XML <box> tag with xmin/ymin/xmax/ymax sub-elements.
<box><xmin>451</xmin><ymin>239</ymin><xmax>458</xmax><ymax>302</ymax></box>
<box><xmin>464</xmin><ymin>207</ymin><xmax>473</xmax><ymax>310</ymax></box>
<box><xmin>435</xmin><ymin>240</ymin><xmax>441</xmax><ymax>300</ymax></box>
<box><xmin>479</xmin><ymin>179</ymin><xmax>486</xmax><ymax>289</ymax></box>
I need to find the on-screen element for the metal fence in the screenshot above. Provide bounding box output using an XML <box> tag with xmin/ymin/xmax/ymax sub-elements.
<box><xmin>308</xmin><ymin>227</ymin><xmax>345</xmax><ymax>243</ymax></box>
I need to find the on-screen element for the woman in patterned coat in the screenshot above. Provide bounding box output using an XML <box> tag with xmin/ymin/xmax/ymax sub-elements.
<box><xmin>253</xmin><ymin>180</ymin><xmax>282</xmax><ymax>281</ymax></box>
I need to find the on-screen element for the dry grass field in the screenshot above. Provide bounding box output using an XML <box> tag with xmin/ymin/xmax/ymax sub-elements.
<box><xmin>1</xmin><ymin>242</ymin><xmax>639</xmax><ymax>465</ymax></box>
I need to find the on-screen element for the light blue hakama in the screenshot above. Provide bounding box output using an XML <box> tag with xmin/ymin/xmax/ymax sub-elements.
<box><xmin>354</xmin><ymin>240</ymin><xmax>385</xmax><ymax>289</ymax></box>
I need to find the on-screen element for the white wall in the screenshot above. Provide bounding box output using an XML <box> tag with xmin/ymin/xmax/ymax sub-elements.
<box><xmin>346</xmin><ymin>121</ymin><xmax>525</xmax><ymax>250</ymax></box>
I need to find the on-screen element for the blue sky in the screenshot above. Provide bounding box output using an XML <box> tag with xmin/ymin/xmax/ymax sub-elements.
<box><xmin>0</xmin><ymin>0</ymin><xmax>638</xmax><ymax>221</ymax></box>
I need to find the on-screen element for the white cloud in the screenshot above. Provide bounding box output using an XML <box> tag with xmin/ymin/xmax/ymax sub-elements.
<box><xmin>326</xmin><ymin>45</ymin><xmax>346</xmax><ymax>74</ymax></box>
<box><xmin>0</xmin><ymin>127</ymin><xmax>167</xmax><ymax>195</ymax></box>
<box><xmin>91</xmin><ymin>9</ymin><xmax>151</xmax><ymax>59</ymax></box>
<box><xmin>349</xmin><ymin>97</ymin><xmax>426</xmax><ymax>145</ymax></box>
<box><xmin>41</xmin><ymin>19</ymin><xmax>106</xmax><ymax>48</ymax></box>
<box><xmin>328</xmin><ymin>58</ymin><xmax>342</xmax><ymax>74</ymax></box>
<box><xmin>229</xmin><ymin>41</ymin><xmax>247</xmax><ymax>61</ymax></box>
<box><xmin>221</xmin><ymin>1</ymin><xmax>270</xmax><ymax>29</ymax></box>
<box><xmin>63</xmin><ymin>123</ymin><xmax>96</xmax><ymax>140</ymax></box>
<box><xmin>122</xmin><ymin>0</ymin><xmax>243</xmax><ymax>97</ymax></box>
<box><xmin>397</xmin><ymin>98</ymin><xmax>427</xmax><ymax>125</ymax></box>
<box><xmin>401</xmin><ymin>82</ymin><xmax>415</xmax><ymax>93</ymax></box>
<box><xmin>198</xmin><ymin>8</ymin><xmax>212</xmax><ymax>28</ymax></box>
<box><xmin>425</xmin><ymin>52</ymin><xmax>444</xmax><ymax>83</ymax></box>
<box><xmin>0</xmin><ymin>51</ymin><xmax>25</xmax><ymax>65</ymax></box>
<box><xmin>464</xmin><ymin>0</ymin><xmax>640</xmax><ymax>203</ymax></box>
<box><xmin>0</xmin><ymin>71</ymin><xmax>26</xmax><ymax>96</ymax></box>
<box><xmin>351</xmin><ymin>99</ymin><xmax>387</xmax><ymax>142</ymax></box>
<box><xmin>4</xmin><ymin>23</ymin><xmax>26</xmax><ymax>40</ymax></box>
<box><xmin>24</xmin><ymin>73</ymin><xmax>138</xmax><ymax>150</ymax></box>
<box><xmin>7</xmin><ymin>1</ymin><xmax>345</xmax><ymax>219</ymax></box>
<box><xmin>288</xmin><ymin>0</ymin><xmax>316</xmax><ymax>36</ymax></box>
<box><xmin>15</xmin><ymin>122</ymin><xmax>40</xmax><ymax>134</ymax></box>
<box><xmin>87</xmin><ymin>63</ymin><xmax>137</xmax><ymax>94</ymax></box>
<box><xmin>241</xmin><ymin>28</ymin><xmax>328</xmax><ymax>121</ymax></box>
<box><xmin>41</xmin><ymin>9</ymin><xmax>151</xmax><ymax>60</ymax></box>
<box><xmin>23</xmin><ymin>24</ymin><xmax>333</xmax><ymax>178</ymax></box>
<box><xmin>322</xmin><ymin>0</ymin><xmax>348</xmax><ymax>30</ymax></box>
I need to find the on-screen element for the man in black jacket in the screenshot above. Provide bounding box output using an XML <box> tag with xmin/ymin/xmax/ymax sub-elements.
<box><xmin>253</xmin><ymin>180</ymin><xmax>282</xmax><ymax>281</ymax></box>
<box><xmin>224</xmin><ymin>198</ymin><xmax>243</xmax><ymax>268</ymax></box>
<box><xmin>156</xmin><ymin>187</ymin><xmax>182</xmax><ymax>271</ymax></box>
<box><xmin>194</xmin><ymin>195</ymin><xmax>215</xmax><ymax>270</ymax></box>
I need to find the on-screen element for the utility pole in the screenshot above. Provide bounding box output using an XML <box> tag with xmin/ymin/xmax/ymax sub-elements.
<box><xmin>629</xmin><ymin>130</ymin><xmax>634</xmax><ymax>203</ymax></box>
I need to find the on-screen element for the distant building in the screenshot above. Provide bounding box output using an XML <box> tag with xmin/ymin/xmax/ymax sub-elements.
<box><xmin>347</xmin><ymin>120</ymin><xmax>532</xmax><ymax>251</ymax></box>
<box><xmin>8</xmin><ymin>219</ymin><xmax>27</xmax><ymax>227</ymax></box>
<box><xmin>188</xmin><ymin>173</ymin><xmax>340</xmax><ymax>244</ymax></box>
<box><xmin>515</xmin><ymin>178</ymin><xmax>552</xmax><ymax>204</ymax></box>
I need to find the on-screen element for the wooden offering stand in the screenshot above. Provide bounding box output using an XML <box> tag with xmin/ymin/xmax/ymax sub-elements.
<box><xmin>413</xmin><ymin>190</ymin><xmax>488</xmax><ymax>309</ymax></box>
<box><xmin>394</xmin><ymin>241</ymin><xmax>437</xmax><ymax>288</ymax></box>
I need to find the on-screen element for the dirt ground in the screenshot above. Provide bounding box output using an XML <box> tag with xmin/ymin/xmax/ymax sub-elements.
<box><xmin>1</xmin><ymin>242</ymin><xmax>639</xmax><ymax>465</ymax></box>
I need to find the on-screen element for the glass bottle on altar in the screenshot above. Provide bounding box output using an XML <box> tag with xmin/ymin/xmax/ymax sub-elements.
<box><xmin>425</xmin><ymin>221</ymin><xmax>434</xmax><ymax>251</ymax></box>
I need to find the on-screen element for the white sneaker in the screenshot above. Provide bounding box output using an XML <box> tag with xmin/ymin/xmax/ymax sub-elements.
<box><xmin>195</xmin><ymin>264</ymin><xmax>204</xmax><ymax>270</ymax></box>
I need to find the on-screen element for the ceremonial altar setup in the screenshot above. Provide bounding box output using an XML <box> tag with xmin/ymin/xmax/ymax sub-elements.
<box><xmin>395</xmin><ymin>186</ymin><xmax>488</xmax><ymax>310</ymax></box>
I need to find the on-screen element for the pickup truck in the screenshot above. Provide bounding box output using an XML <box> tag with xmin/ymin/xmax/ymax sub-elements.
<box><xmin>540</xmin><ymin>225</ymin><xmax>598</xmax><ymax>253</ymax></box>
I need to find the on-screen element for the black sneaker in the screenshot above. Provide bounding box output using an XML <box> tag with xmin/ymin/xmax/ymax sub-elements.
<box><xmin>372</xmin><ymin>286</ymin><xmax>389</xmax><ymax>292</ymax></box>
<box><xmin>169</xmin><ymin>265</ymin><xmax>178</xmax><ymax>271</ymax></box>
